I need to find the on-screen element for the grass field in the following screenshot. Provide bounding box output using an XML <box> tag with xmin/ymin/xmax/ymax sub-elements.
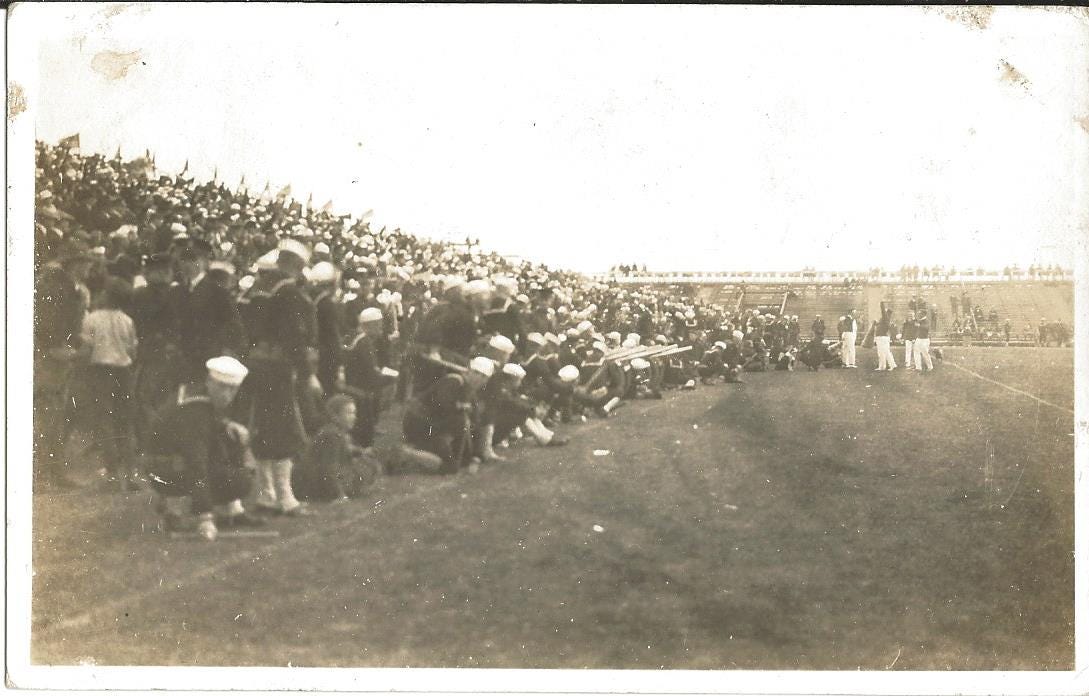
<box><xmin>30</xmin><ymin>346</ymin><xmax>1075</xmax><ymax>669</ymax></box>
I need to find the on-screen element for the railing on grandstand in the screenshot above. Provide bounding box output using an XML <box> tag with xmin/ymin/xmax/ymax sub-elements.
<box><xmin>593</xmin><ymin>269</ymin><xmax>1074</xmax><ymax>284</ymax></box>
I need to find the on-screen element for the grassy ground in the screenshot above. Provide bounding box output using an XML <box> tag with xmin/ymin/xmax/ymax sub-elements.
<box><xmin>30</xmin><ymin>347</ymin><xmax>1074</xmax><ymax>669</ymax></box>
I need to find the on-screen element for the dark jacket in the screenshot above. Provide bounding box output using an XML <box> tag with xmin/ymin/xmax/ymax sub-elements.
<box><xmin>177</xmin><ymin>274</ymin><xmax>244</xmax><ymax>368</ymax></box>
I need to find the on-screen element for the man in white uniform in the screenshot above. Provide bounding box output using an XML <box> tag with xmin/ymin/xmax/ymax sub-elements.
<box><xmin>839</xmin><ymin>310</ymin><xmax>858</xmax><ymax>368</ymax></box>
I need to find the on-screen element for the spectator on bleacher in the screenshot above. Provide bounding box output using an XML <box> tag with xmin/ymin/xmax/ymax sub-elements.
<box><xmin>1003</xmin><ymin>319</ymin><xmax>1011</xmax><ymax>346</ymax></box>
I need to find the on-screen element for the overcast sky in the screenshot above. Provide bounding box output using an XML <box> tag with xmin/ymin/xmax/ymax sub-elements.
<box><xmin>23</xmin><ymin>3</ymin><xmax>1089</xmax><ymax>273</ymax></box>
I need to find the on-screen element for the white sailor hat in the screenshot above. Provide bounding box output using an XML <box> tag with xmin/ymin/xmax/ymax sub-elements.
<box><xmin>206</xmin><ymin>356</ymin><xmax>248</xmax><ymax>387</ymax></box>
<box><xmin>492</xmin><ymin>277</ymin><xmax>518</xmax><ymax>294</ymax></box>
<box><xmin>488</xmin><ymin>335</ymin><xmax>515</xmax><ymax>353</ymax></box>
<box><xmin>630</xmin><ymin>358</ymin><xmax>651</xmax><ymax>370</ymax></box>
<box><xmin>255</xmin><ymin>249</ymin><xmax>279</xmax><ymax>271</ymax></box>
<box><xmin>443</xmin><ymin>276</ymin><xmax>466</xmax><ymax>294</ymax></box>
<box><xmin>359</xmin><ymin>307</ymin><xmax>384</xmax><ymax>323</ymax></box>
<box><xmin>502</xmin><ymin>363</ymin><xmax>526</xmax><ymax>379</ymax></box>
<box><xmin>558</xmin><ymin>365</ymin><xmax>580</xmax><ymax>383</ymax></box>
<box><xmin>309</xmin><ymin>261</ymin><xmax>338</xmax><ymax>284</ymax></box>
<box><xmin>544</xmin><ymin>332</ymin><xmax>560</xmax><ymax>345</ymax></box>
<box><xmin>606</xmin><ymin>331</ymin><xmax>622</xmax><ymax>341</ymax></box>
<box><xmin>209</xmin><ymin>260</ymin><xmax>235</xmax><ymax>275</ymax></box>
<box><xmin>621</xmin><ymin>338</ymin><xmax>639</xmax><ymax>348</ymax></box>
<box><xmin>277</xmin><ymin>238</ymin><xmax>311</xmax><ymax>264</ymax></box>
<box><xmin>346</xmin><ymin>278</ymin><xmax>361</xmax><ymax>290</ymax></box>
<box><xmin>314</xmin><ymin>242</ymin><xmax>330</xmax><ymax>255</ymax></box>
<box><xmin>516</xmin><ymin>293</ymin><xmax>530</xmax><ymax>304</ymax></box>
<box><xmin>714</xmin><ymin>341</ymin><xmax>728</xmax><ymax>350</ymax></box>
<box><xmin>626</xmin><ymin>333</ymin><xmax>641</xmax><ymax>343</ymax></box>
<box><xmin>464</xmin><ymin>279</ymin><xmax>492</xmax><ymax>296</ymax></box>
<box><xmin>576</xmin><ymin>320</ymin><xmax>593</xmax><ymax>334</ymax></box>
<box><xmin>525</xmin><ymin>332</ymin><xmax>546</xmax><ymax>346</ymax></box>
<box><xmin>592</xmin><ymin>341</ymin><xmax>608</xmax><ymax>353</ymax></box>
<box><xmin>655</xmin><ymin>334</ymin><xmax>668</xmax><ymax>344</ymax></box>
<box><xmin>732</xmin><ymin>330</ymin><xmax>744</xmax><ymax>341</ymax></box>
<box><xmin>469</xmin><ymin>356</ymin><xmax>495</xmax><ymax>377</ymax></box>
<box><xmin>238</xmin><ymin>275</ymin><xmax>256</xmax><ymax>291</ymax></box>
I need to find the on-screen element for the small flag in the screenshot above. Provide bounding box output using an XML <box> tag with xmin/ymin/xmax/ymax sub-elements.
<box><xmin>276</xmin><ymin>184</ymin><xmax>292</xmax><ymax>200</ymax></box>
<box><xmin>58</xmin><ymin>133</ymin><xmax>80</xmax><ymax>150</ymax></box>
<box><xmin>320</xmin><ymin>200</ymin><xmax>333</xmax><ymax>213</ymax></box>
<box><xmin>360</xmin><ymin>209</ymin><xmax>374</xmax><ymax>220</ymax></box>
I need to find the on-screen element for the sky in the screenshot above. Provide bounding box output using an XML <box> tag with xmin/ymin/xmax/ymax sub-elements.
<box><xmin>19</xmin><ymin>3</ymin><xmax>1089</xmax><ymax>273</ymax></box>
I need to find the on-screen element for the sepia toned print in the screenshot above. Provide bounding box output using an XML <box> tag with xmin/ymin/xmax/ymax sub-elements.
<box><xmin>10</xmin><ymin>2</ymin><xmax>1087</xmax><ymax>687</ymax></box>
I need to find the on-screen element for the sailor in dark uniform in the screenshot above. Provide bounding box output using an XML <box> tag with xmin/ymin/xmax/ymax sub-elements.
<box><xmin>146</xmin><ymin>356</ymin><xmax>264</xmax><ymax>540</ymax></box>
<box><xmin>308</xmin><ymin>261</ymin><xmax>343</xmax><ymax>395</ymax></box>
<box><xmin>129</xmin><ymin>253</ymin><xmax>182</xmax><ymax>448</ymax></box>
<box><xmin>237</xmin><ymin>239</ymin><xmax>316</xmax><ymax>517</ymax></box>
<box><xmin>174</xmin><ymin>238</ymin><xmax>245</xmax><ymax>382</ymax></box>
<box><xmin>341</xmin><ymin>307</ymin><xmax>398</xmax><ymax>448</ymax></box>
<box><xmin>402</xmin><ymin>356</ymin><xmax>494</xmax><ymax>474</ymax></box>
<box><xmin>412</xmin><ymin>277</ymin><xmax>478</xmax><ymax>392</ymax></box>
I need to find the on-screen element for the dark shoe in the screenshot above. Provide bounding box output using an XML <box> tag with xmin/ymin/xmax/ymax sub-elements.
<box><xmin>547</xmin><ymin>436</ymin><xmax>569</xmax><ymax>447</ymax></box>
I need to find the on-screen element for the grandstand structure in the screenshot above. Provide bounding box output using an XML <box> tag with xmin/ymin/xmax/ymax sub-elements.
<box><xmin>597</xmin><ymin>271</ymin><xmax>1074</xmax><ymax>344</ymax></box>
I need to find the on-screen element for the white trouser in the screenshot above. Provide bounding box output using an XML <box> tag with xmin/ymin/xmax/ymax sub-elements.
<box><xmin>913</xmin><ymin>337</ymin><xmax>933</xmax><ymax>371</ymax></box>
<box><xmin>840</xmin><ymin>332</ymin><xmax>856</xmax><ymax>366</ymax></box>
<box><xmin>255</xmin><ymin>458</ymin><xmax>301</xmax><ymax>512</ymax></box>
<box><xmin>875</xmin><ymin>335</ymin><xmax>896</xmax><ymax>370</ymax></box>
<box><xmin>904</xmin><ymin>339</ymin><xmax>914</xmax><ymax>368</ymax></box>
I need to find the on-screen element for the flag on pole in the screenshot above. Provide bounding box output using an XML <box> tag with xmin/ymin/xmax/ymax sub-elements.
<box><xmin>276</xmin><ymin>184</ymin><xmax>292</xmax><ymax>200</ymax></box>
<box><xmin>58</xmin><ymin>133</ymin><xmax>81</xmax><ymax>150</ymax></box>
<box><xmin>114</xmin><ymin>146</ymin><xmax>122</xmax><ymax>161</ymax></box>
<box><xmin>320</xmin><ymin>200</ymin><xmax>333</xmax><ymax>213</ymax></box>
<box><xmin>360</xmin><ymin>209</ymin><xmax>374</xmax><ymax>220</ymax></box>
<box><xmin>212</xmin><ymin>166</ymin><xmax>218</xmax><ymax>183</ymax></box>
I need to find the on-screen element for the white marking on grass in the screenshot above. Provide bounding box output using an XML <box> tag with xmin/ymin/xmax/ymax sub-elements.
<box><xmin>39</xmin><ymin>477</ymin><xmax>463</xmax><ymax>634</ymax></box>
<box><xmin>946</xmin><ymin>361</ymin><xmax>1073</xmax><ymax>414</ymax></box>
